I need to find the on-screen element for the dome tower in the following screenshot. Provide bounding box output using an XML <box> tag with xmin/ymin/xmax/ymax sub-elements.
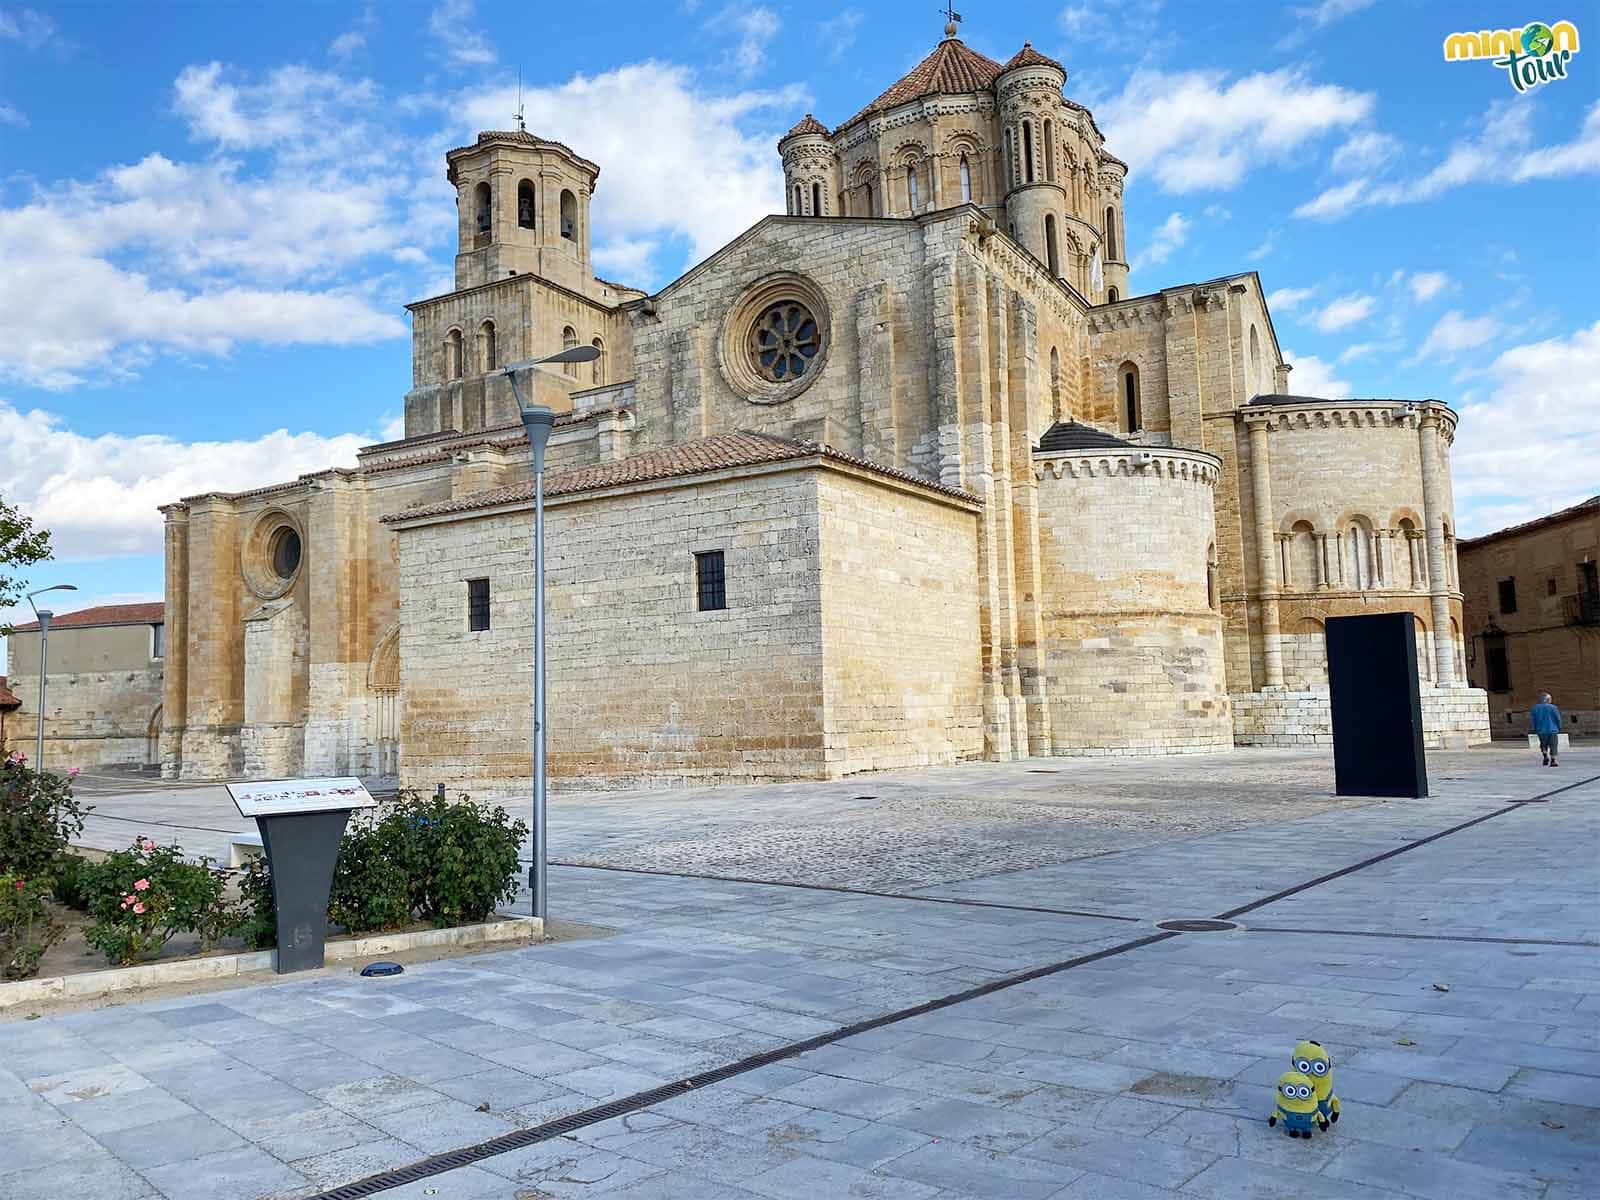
<box><xmin>997</xmin><ymin>44</ymin><xmax>1071</xmax><ymax>282</ymax></box>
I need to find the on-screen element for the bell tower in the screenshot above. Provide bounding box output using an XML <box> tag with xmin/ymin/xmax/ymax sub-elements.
<box><xmin>445</xmin><ymin>130</ymin><xmax>599</xmax><ymax>293</ymax></box>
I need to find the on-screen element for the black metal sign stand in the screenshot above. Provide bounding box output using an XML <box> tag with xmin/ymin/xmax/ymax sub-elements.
<box><xmin>257</xmin><ymin>808</ymin><xmax>354</xmax><ymax>974</ymax></box>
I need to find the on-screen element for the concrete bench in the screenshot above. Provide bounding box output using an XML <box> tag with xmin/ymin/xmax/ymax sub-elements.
<box><xmin>1527</xmin><ymin>733</ymin><xmax>1572</xmax><ymax>752</ymax></box>
<box><xmin>228</xmin><ymin>830</ymin><xmax>264</xmax><ymax>868</ymax></box>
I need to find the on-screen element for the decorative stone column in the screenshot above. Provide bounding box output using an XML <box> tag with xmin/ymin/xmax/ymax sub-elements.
<box><xmin>1418</xmin><ymin>410</ymin><xmax>1456</xmax><ymax>685</ymax></box>
<box><xmin>1275</xmin><ymin>533</ymin><xmax>1291</xmax><ymax>589</ymax></box>
<box><xmin>1314</xmin><ymin>532</ymin><xmax>1330</xmax><ymax>589</ymax></box>
<box><xmin>1407</xmin><ymin>531</ymin><xmax>1426</xmax><ymax>589</ymax></box>
<box><xmin>1245</xmin><ymin>416</ymin><xmax>1284</xmax><ymax>687</ymax></box>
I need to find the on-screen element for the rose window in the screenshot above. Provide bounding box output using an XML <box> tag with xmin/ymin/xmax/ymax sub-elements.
<box><xmin>749</xmin><ymin>301</ymin><xmax>822</xmax><ymax>382</ymax></box>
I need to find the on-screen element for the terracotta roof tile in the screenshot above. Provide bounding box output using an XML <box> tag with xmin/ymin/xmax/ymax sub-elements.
<box><xmin>387</xmin><ymin>431</ymin><xmax>974</xmax><ymax>522</ymax></box>
<box><xmin>1002</xmin><ymin>41</ymin><xmax>1065</xmax><ymax>73</ymax></box>
<box><xmin>8</xmin><ymin>602</ymin><xmax>164</xmax><ymax>634</ymax></box>
<box><xmin>0</xmin><ymin>677</ymin><xmax>18</xmax><ymax>709</ymax></box>
<box><xmin>836</xmin><ymin>38</ymin><xmax>1005</xmax><ymax>132</ymax></box>
<box><xmin>780</xmin><ymin>114</ymin><xmax>830</xmax><ymax>143</ymax></box>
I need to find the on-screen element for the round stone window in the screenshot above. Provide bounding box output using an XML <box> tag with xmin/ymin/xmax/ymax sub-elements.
<box><xmin>750</xmin><ymin>301</ymin><xmax>822</xmax><ymax>383</ymax></box>
<box><xmin>718</xmin><ymin>272</ymin><xmax>831</xmax><ymax>404</ymax></box>
<box><xmin>270</xmin><ymin>526</ymin><xmax>302</xmax><ymax>580</ymax></box>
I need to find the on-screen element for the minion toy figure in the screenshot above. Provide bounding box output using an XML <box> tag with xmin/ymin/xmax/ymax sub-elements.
<box><xmin>1292</xmin><ymin>1040</ymin><xmax>1340</xmax><ymax>1129</ymax></box>
<box><xmin>1268</xmin><ymin>1070</ymin><xmax>1320</xmax><ymax>1138</ymax></box>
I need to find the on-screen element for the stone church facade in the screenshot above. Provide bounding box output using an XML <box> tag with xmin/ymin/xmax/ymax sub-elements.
<box><xmin>158</xmin><ymin>29</ymin><xmax>1488</xmax><ymax>792</ymax></box>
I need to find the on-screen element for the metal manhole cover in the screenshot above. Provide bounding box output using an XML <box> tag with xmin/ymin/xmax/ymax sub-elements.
<box><xmin>1156</xmin><ymin>919</ymin><xmax>1241</xmax><ymax>933</ymax></box>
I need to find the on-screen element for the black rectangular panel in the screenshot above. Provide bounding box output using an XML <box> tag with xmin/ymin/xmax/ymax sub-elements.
<box><xmin>1326</xmin><ymin>612</ymin><xmax>1428</xmax><ymax>797</ymax></box>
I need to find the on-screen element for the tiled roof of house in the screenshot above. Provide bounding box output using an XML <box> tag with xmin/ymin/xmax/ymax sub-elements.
<box><xmin>836</xmin><ymin>38</ymin><xmax>1006</xmax><ymax>132</ymax></box>
<box><xmin>780</xmin><ymin>114</ymin><xmax>829</xmax><ymax>143</ymax></box>
<box><xmin>1036</xmin><ymin>421</ymin><xmax>1134</xmax><ymax>452</ymax></box>
<box><xmin>8</xmin><ymin>602</ymin><xmax>164</xmax><ymax>634</ymax></box>
<box><xmin>1459</xmin><ymin>495</ymin><xmax>1600</xmax><ymax>549</ymax></box>
<box><xmin>1002</xmin><ymin>42</ymin><xmax>1064</xmax><ymax>73</ymax></box>
<box><xmin>444</xmin><ymin>131</ymin><xmax>600</xmax><ymax>178</ymax></box>
<box><xmin>387</xmin><ymin>431</ymin><xmax>975</xmax><ymax>522</ymax></box>
<box><xmin>0</xmin><ymin>677</ymin><xmax>18</xmax><ymax>709</ymax></box>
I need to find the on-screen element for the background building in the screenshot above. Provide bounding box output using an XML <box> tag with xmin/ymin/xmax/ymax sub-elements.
<box><xmin>1460</xmin><ymin>496</ymin><xmax>1598</xmax><ymax>739</ymax></box>
<box><xmin>3</xmin><ymin>603</ymin><xmax>166</xmax><ymax>770</ymax></box>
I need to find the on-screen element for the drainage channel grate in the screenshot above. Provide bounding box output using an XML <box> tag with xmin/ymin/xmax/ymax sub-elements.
<box><xmin>310</xmin><ymin>929</ymin><xmax>1180</xmax><ymax>1199</ymax></box>
<box><xmin>1155</xmin><ymin>919</ymin><xmax>1240</xmax><ymax>933</ymax></box>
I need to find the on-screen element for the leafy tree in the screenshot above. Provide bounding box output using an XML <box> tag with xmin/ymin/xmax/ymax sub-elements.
<box><xmin>0</xmin><ymin>495</ymin><xmax>52</xmax><ymax>633</ymax></box>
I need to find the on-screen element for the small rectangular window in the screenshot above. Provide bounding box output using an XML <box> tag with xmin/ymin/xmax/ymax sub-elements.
<box><xmin>1497</xmin><ymin>577</ymin><xmax>1517</xmax><ymax>614</ymax></box>
<box><xmin>1486</xmin><ymin>645</ymin><xmax>1511</xmax><ymax>692</ymax></box>
<box><xmin>695</xmin><ymin>550</ymin><xmax>726</xmax><ymax>612</ymax></box>
<box><xmin>1547</xmin><ymin>577</ymin><xmax>1557</xmax><ymax>596</ymax></box>
<box><xmin>151</xmin><ymin>623</ymin><xmax>165</xmax><ymax>659</ymax></box>
<box><xmin>467</xmin><ymin>578</ymin><xmax>491</xmax><ymax>631</ymax></box>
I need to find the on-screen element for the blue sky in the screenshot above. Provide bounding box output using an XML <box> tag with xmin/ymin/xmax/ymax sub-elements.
<box><xmin>1</xmin><ymin>0</ymin><xmax>1596</xmax><ymax>658</ymax></box>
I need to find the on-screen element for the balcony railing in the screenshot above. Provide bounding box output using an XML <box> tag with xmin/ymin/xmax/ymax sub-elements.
<box><xmin>1564</xmin><ymin>587</ymin><xmax>1600</xmax><ymax>626</ymax></box>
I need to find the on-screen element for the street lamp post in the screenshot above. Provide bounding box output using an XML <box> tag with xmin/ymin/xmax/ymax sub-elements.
<box><xmin>26</xmin><ymin>583</ymin><xmax>78</xmax><ymax>773</ymax></box>
<box><xmin>496</xmin><ymin>345</ymin><xmax>599</xmax><ymax>921</ymax></box>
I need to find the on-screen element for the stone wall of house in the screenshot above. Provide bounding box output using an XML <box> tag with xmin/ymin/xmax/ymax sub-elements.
<box><xmin>816</xmin><ymin>469</ymin><xmax>984</xmax><ymax>774</ymax></box>
<box><xmin>1035</xmin><ymin>446</ymin><xmax>1232</xmax><ymax>755</ymax></box>
<box><xmin>3</xmin><ymin>665</ymin><xmax>164</xmax><ymax>770</ymax></box>
<box><xmin>1233</xmin><ymin>686</ymin><xmax>1491</xmax><ymax>751</ymax></box>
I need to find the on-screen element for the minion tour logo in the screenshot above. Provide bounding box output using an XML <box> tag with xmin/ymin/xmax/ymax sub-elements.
<box><xmin>1443</xmin><ymin>20</ymin><xmax>1580</xmax><ymax>92</ymax></box>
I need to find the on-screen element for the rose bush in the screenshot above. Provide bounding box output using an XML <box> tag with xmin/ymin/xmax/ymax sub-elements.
<box><xmin>0</xmin><ymin>751</ymin><xmax>88</xmax><ymax>881</ymax></box>
<box><xmin>79</xmin><ymin>837</ymin><xmax>234</xmax><ymax>965</ymax></box>
<box><xmin>0</xmin><ymin>872</ymin><xmax>61</xmax><ymax>980</ymax></box>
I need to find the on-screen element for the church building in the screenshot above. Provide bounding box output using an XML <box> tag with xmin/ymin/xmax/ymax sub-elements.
<box><xmin>158</xmin><ymin>23</ymin><xmax>1489</xmax><ymax>792</ymax></box>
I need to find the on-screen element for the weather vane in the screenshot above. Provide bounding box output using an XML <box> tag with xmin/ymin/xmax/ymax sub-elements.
<box><xmin>941</xmin><ymin>2</ymin><xmax>962</xmax><ymax>36</ymax></box>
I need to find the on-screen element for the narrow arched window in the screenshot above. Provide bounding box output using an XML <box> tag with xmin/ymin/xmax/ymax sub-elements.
<box><xmin>1105</xmin><ymin>206</ymin><xmax>1118</xmax><ymax>261</ymax></box>
<box><xmin>1044</xmin><ymin>214</ymin><xmax>1060</xmax><ymax>276</ymax></box>
<box><xmin>1107</xmin><ymin>286</ymin><xmax>1120</xmax><ymax>302</ymax></box>
<box><xmin>479</xmin><ymin>320</ymin><xmax>497</xmax><ymax>373</ymax></box>
<box><xmin>959</xmin><ymin>155</ymin><xmax>972</xmax><ymax>203</ymax></box>
<box><xmin>444</xmin><ymin>329</ymin><xmax>463</xmax><ymax>381</ymax></box>
<box><xmin>1121</xmin><ymin>362</ymin><xmax>1141</xmax><ymax>432</ymax></box>
<box><xmin>1044</xmin><ymin>120</ymin><xmax>1055</xmax><ymax>181</ymax></box>
<box><xmin>474</xmin><ymin>182</ymin><xmax>491</xmax><ymax>234</ymax></box>
<box><xmin>907</xmin><ymin>162</ymin><xmax>920</xmax><ymax>212</ymax></box>
<box><xmin>811</xmin><ymin>182</ymin><xmax>821</xmax><ymax>216</ymax></box>
<box><xmin>1049</xmin><ymin>346</ymin><xmax>1061</xmax><ymax>420</ymax></box>
<box><xmin>592</xmin><ymin>337</ymin><xmax>605</xmax><ymax>385</ymax></box>
<box><xmin>864</xmin><ymin>181</ymin><xmax>875</xmax><ymax>216</ymax></box>
<box><xmin>517</xmin><ymin>179</ymin><xmax>535</xmax><ymax>230</ymax></box>
<box><xmin>562</xmin><ymin>326</ymin><xmax>577</xmax><ymax>376</ymax></box>
<box><xmin>792</xmin><ymin>183</ymin><xmax>801</xmax><ymax>215</ymax></box>
<box><xmin>1022</xmin><ymin>122</ymin><xmax>1035</xmax><ymax>183</ymax></box>
<box><xmin>559</xmin><ymin>189</ymin><xmax>577</xmax><ymax>241</ymax></box>
<box><xmin>1002</xmin><ymin>129</ymin><xmax>1013</xmax><ymax>188</ymax></box>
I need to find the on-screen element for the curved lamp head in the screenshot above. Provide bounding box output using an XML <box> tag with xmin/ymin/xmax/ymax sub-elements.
<box><xmin>498</xmin><ymin>346</ymin><xmax>602</xmax><ymax>471</ymax></box>
<box><xmin>26</xmin><ymin>582</ymin><xmax>77</xmax><ymax>621</ymax></box>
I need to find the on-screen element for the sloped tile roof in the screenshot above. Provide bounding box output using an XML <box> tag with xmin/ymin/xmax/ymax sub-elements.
<box><xmin>444</xmin><ymin>130</ymin><xmax>600</xmax><ymax>179</ymax></box>
<box><xmin>8</xmin><ymin>602</ymin><xmax>164</xmax><ymax>634</ymax></box>
<box><xmin>1460</xmin><ymin>494</ymin><xmax>1600</xmax><ymax>549</ymax></box>
<box><xmin>1003</xmin><ymin>41</ymin><xmax>1064</xmax><ymax>73</ymax></box>
<box><xmin>1244</xmin><ymin>393</ymin><xmax>1416</xmax><ymax>406</ymax></box>
<box><xmin>387</xmin><ymin>431</ymin><xmax>974</xmax><ymax>522</ymax></box>
<box><xmin>0</xmin><ymin>677</ymin><xmax>18</xmax><ymax>709</ymax></box>
<box><xmin>780</xmin><ymin>114</ymin><xmax>829</xmax><ymax>143</ymax></box>
<box><xmin>837</xmin><ymin>38</ymin><xmax>1006</xmax><ymax>132</ymax></box>
<box><xmin>1036</xmin><ymin>421</ymin><xmax>1134</xmax><ymax>452</ymax></box>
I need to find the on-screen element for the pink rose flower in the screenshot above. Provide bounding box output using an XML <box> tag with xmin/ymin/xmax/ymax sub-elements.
<box><xmin>134</xmin><ymin>879</ymin><xmax>150</xmax><ymax>891</ymax></box>
<box><xmin>12</xmin><ymin>880</ymin><xmax>23</xmax><ymax>891</ymax></box>
<box><xmin>139</xmin><ymin>839</ymin><xmax>156</xmax><ymax>852</ymax></box>
<box><xmin>132</xmin><ymin>902</ymin><xmax>146</xmax><ymax>915</ymax></box>
<box><xmin>67</xmin><ymin>767</ymin><xmax>80</xmax><ymax>778</ymax></box>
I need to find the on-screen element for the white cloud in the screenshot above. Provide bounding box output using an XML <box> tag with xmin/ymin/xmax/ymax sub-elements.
<box><xmin>1451</xmin><ymin>320</ymin><xmax>1600</xmax><ymax>536</ymax></box>
<box><xmin>1137</xmin><ymin>212</ymin><xmax>1188</xmax><ymax>269</ymax></box>
<box><xmin>1280</xmin><ymin>0</ymin><xmax>1374</xmax><ymax>47</ymax></box>
<box><xmin>1412</xmin><ymin>310</ymin><xmax>1501</xmax><ymax>363</ymax></box>
<box><xmin>428</xmin><ymin>0</ymin><xmax>496</xmax><ymax>68</ymax></box>
<box><xmin>1266</xmin><ymin>286</ymin><xmax>1314</xmax><ymax>313</ymax></box>
<box><xmin>329</xmin><ymin>30</ymin><xmax>366</xmax><ymax>61</ymax></box>
<box><xmin>1247</xmin><ymin>232</ymin><xmax>1276</xmax><ymax>261</ymax></box>
<box><xmin>818</xmin><ymin>9</ymin><xmax>863</xmax><ymax>61</ymax></box>
<box><xmin>0</xmin><ymin>6</ymin><xmax>55</xmax><ymax>49</ymax></box>
<box><xmin>1298</xmin><ymin>100</ymin><xmax>1600</xmax><ymax>218</ymax></box>
<box><xmin>1313</xmin><ymin>292</ymin><xmax>1375</xmax><ymax>332</ymax></box>
<box><xmin>1282</xmin><ymin>350</ymin><xmax>1351</xmax><ymax>398</ymax></box>
<box><xmin>0</xmin><ymin>399</ymin><xmax>381</xmax><ymax>558</ymax></box>
<box><xmin>593</xmin><ymin>237</ymin><xmax>659</xmax><ymax>280</ymax></box>
<box><xmin>715</xmin><ymin>6</ymin><xmax>781</xmax><ymax>81</ymax></box>
<box><xmin>1407</xmin><ymin>271</ymin><xmax>1451</xmax><ymax>303</ymax></box>
<box><xmin>1098</xmin><ymin>67</ymin><xmax>1372</xmax><ymax>192</ymax></box>
<box><xmin>1337</xmin><ymin>341</ymin><xmax>1381</xmax><ymax>362</ymax></box>
<box><xmin>458</xmin><ymin>63</ymin><xmax>804</xmax><ymax>265</ymax></box>
<box><xmin>0</xmin><ymin>101</ymin><xmax>24</xmax><ymax>127</ymax></box>
<box><xmin>1329</xmin><ymin>129</ymin><xmax>1397</xmax><ymax>173</ymax></box>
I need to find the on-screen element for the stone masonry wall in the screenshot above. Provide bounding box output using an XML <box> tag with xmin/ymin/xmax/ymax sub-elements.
<box><xmin>3</xmin><ymin>665</ymin><xmax>164</xmax><ymax>770</ymax></box>
<box><xmin>1233</xmin><ymin>686</ymin><xmax>1491</xmax><ymax>751</ymax></box>
<box><xmin>397</xmin><ymin>466</ymin><xmax>830</xmax><ymax>797</ymax></box>
<box><xmin>816</xmin><ymin>469</ymin><xmax>984</xmax><ymax>774</ymax></box>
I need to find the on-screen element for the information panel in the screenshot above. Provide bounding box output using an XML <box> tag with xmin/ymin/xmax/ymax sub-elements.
<box><xmin>226</xmin><ymin>777</ymin><xmax>378</xmax><ymax>818</ymax></box>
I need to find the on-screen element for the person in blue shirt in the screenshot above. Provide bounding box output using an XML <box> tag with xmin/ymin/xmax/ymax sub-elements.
<box><xmin>1531</xmin><ymin>693</ymin><xmax>1563</xmax><ymax>767</ymax></box>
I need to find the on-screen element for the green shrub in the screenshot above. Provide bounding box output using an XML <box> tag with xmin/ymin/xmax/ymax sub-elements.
<box><xmin>397</xmin><ymin>790</ymin><xmax>527</xmax><ymax>926</ymax></box>
<box><xmin>0</xmin><ymin>873</ymin><xmax>61</xmax><ymax>980</ymax></box>
<box><xmin>328</xmin><ymin>812</ymin><xmax>413</xmax><ymax>934</ymax></box>
<box><xmin>49</xmin><ymin>852</ymin><xmax>91</xmax><ymax>911</ymax></box>
<box><xmin>0</xmin><ymin>753</ymin><xmax>88</xmax><ymax>880</ymax></box>
<box><xmin>80</xmin><ymin>837</ymin><xmax>232</xmax><ymax>965</ymax></box>
<box><xmin>235</xmin><ymin>857</ymin><xmax>276</xmax><ymax>950</ymax></box>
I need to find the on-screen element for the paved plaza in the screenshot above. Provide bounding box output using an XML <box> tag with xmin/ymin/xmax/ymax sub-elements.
<box><xmin>4</xmin><ymin>746</ymin><xmax>1596</xmax><ymax>1199</ymax></box>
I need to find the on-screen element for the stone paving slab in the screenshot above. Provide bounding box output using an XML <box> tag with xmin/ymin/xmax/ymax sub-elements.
<box><xmin>4</xmin><ymin>746</ymin><xmax>1596</xmax><ymax>1199</ymax></box>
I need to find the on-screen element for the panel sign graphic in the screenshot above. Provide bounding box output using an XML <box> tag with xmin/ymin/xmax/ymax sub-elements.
<box><xmin>226</xmin><ymin>777</ymin><xmax>378</xmax><ymax>817</ymax></box>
